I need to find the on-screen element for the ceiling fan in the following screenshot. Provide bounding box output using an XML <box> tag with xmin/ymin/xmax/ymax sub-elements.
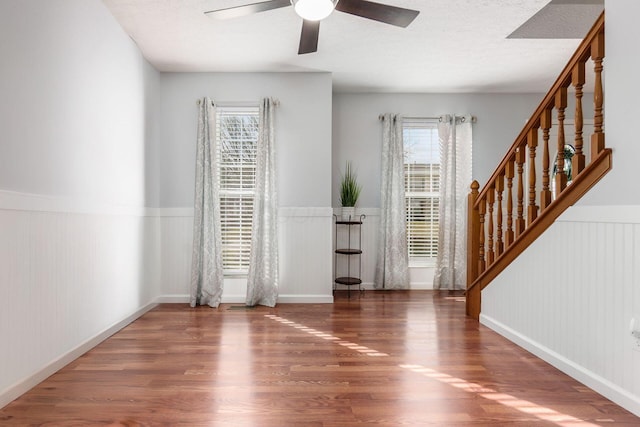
<box><xmin>204</xmin><ymin>0</ymin><xmax>420</xmax><ymax>55</ymax></box>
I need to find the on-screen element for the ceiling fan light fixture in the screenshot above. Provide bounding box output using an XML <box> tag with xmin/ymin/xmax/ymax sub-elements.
<box><xmin>291</xmin><ymin>0</ymin><xmax>337</xmax><ymax>21</ymax></box>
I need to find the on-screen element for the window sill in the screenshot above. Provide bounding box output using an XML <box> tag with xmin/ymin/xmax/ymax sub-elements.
<box><xmin>224</xmin><ymin>272</ymin><xmax>248</xmax><ymax>278</ymax></box>
<box><xmin>409</xmin><ymin>262</ymin><xmax>435</xmax><ymax>269</ymax></box>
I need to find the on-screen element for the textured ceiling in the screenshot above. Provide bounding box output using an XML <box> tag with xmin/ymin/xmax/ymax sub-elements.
<box><xmin>509</xmin><ymin>0</ymin><xmax>603</xmax><ymax>38</ymax></box>
<box><xmin>101</xmin><ymin>0</ymin><xmax>603</xmax><ymax>93</ymax></box>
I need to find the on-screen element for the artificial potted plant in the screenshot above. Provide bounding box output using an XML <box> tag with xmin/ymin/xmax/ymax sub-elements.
<box><xmin>340</xmin><ymin>161</ymin><xmax>362</xmax><ymax>221</ymax></box>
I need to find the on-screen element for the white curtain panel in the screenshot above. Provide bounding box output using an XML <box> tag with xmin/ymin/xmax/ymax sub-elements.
<box><xmin>189</xmin><ymin>97</ymin><xmax>224</xmax><ymax>307</ymax></box>
<box><xmin>246</xmin><ymin>98</ymin><xmax>279</xmax><ymax>307</ymax></box>
<box><xmin>434</xmin><ymin>115</ymin><xmax>473</xmax><ymax>290</ymax></box>
<box><xmin>374</xmin><ymin>114</ymin><xmax>410</xmax><ymax>289</ymax></box>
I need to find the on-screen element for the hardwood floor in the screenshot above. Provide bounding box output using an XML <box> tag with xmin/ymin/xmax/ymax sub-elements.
<box><xmin>1</xmin><ymin>290</ymin><xmax>638</xmax><ymax>426</ymax></box>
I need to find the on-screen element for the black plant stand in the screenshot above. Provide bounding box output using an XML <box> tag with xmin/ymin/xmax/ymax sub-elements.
<box><xmin>334</xmin><ymin>214</ymin><xmax>365</xmax><ymax>298</ymax></box>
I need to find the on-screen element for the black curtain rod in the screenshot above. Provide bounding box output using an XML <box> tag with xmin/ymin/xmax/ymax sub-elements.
<box><xmin>378</xmin><ymin>114</ymin><xmax>477</xmax><ymax>123</ymax></box>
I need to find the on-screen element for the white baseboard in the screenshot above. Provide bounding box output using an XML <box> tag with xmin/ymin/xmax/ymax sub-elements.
<box><xmin>277</xmin><ymin>294</ymin><xmax>334</xmax><ymax>303</ymax></box>
<box><xmin>334</xmin><ymin>282</ymin><xmax>433</xmax><ymax>291</ymax></box>
<box><xmin>156</xmin><ymin>294</ymin><xmax>334</xmax><ymax>304</ymax></box>
<box><xmin>154</xmin><ymin>295</ymin><xmax>191</xmax><ymax>303</ymax></box>
<box><xmin>222</xmin><ymin>294</ymin><xmax>250</xmax><ymax>304</ymax></box>
<box><xmin>480</xmin><ymin>314</ymin><xmax>640</xmax><ymax>417</ymax></box>
<box><xmin>0</xmin><ymin>301</ymin><xmax>158</xmax><ymax>410</ymax></box>
<box><xmin>154</xmin><ymin>295</ymin><xmax>248</xmax><ymax>304</ymax></box>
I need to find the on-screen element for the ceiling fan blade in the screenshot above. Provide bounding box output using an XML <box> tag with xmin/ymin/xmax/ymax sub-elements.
<box><xmin>298</xmin><ymin>20</ymin><xmax>320</xmax><ymax>54</ymax></box>
<box><xmin>335</xmin><ymin>0</ymin><xmax>419</xmax><ymax>27</ymax></box>
<box><xmin>205</xmin><ymin>0</ymin><xmax>291</xmax><ymax>20</ymax></box>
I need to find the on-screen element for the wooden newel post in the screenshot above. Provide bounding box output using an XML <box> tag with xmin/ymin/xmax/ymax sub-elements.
<box><xmin>466</xmin><ymin>283</ymin><xmax>481</xmax><ymax>320</ymax></box>
<box><xmin>467</xmin><ymin>181</ymin><xmax>480</xmax><ymax>288</ymax></box>
<box><xmin>466</xmin><ymin>181</ymin><xmax>481</xmax><ymax>319</ymax></box>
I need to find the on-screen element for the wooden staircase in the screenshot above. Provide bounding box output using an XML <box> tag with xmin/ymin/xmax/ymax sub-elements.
<box><xmin>466</xmin><ymin>12</ymin><xmax>610</xmax><ymax>320</ymax></box>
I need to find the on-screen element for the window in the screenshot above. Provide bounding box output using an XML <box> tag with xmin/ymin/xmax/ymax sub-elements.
<box><xmin>403</xmin><ymin>118</ymin><xmax>440</xmax><ymax>264</ymax></box>
<box><xmin>216</xmin><ymin>106</ymin><xmax>259</xmax><ymax>274</ymax></box>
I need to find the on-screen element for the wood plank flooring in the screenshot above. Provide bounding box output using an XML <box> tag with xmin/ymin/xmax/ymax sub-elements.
<box><xmin>1</xmin><ymin>290</ymin><xmax>638</xmax><ymax>426</ymax></box>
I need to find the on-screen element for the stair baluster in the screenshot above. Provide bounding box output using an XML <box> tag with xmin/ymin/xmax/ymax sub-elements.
<box><xmin>555</xmin><ymin>87</ymin><xmax>568</xmax><ymax>195</ymax></box>
<box><xmin>573</xmin><ymin>62</ymin><xmax>586</xmax><ymax>175</ymax></box>
<box><xmin>478</xmin><ymin>198</ymin><xmax>486</xmax><ymax>275</ymax></box>
<box><xmin>540</xmin><ymin>109</ymin><xmax>552</xmax><ymax>210</ymax></box>
<box><xmin>505</xmin><ymin>156</ymin><xmax>515</xmax><ymax>246</ymax></box>
<box><xmin>465</xmin><ymin>13</ymin><xmax>612</xmax><ymax>320</ymax></box>
<box><xmin>515</xmin><ymin>147</ymin><xmax>526</xmax><ymax>236</ymax></box>
<box><xmin>528</xmin><ymin>128</ymin><xmax>539</xmax><ymax>224</ymax></box>
<box><xmin>487</xmin><ymin>189</ymin><xmax>495</xmax><ymax>265</ymax></box>
<box><xmin>591</xmin><ymin>29</ymin><xmax>605</xmax><ymax>159</ymax></box>
<box><xmin>496</xmin><ymin>175</ymin><xmax>504</xmax><ymax>257</ymax></box>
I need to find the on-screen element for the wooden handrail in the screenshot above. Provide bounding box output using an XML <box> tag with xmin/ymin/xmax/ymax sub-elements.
<box><xmin>474</xmin><ymin>12</ymin><xmax>604</xmax><ymax>205</ymax></box>
<box><xmin>466</xmin><ymin>12</ymin><xmax>610</xmax><ymax>320</ymax></box>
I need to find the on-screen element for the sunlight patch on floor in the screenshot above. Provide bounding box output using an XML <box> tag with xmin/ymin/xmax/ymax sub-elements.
<box><xmin>264</xmin><ymin>314</ymin><xmax>389</xmax><ymax>356</ymax></box>
<box><xmin>264</xmin><ymin>314</ymin><xmax>604</xmax><ymax>425</ymax></box>
<box><xmin>399</xmin><ymin>364</ymin><xmax>601</xmax><ymax>426</ymax></box>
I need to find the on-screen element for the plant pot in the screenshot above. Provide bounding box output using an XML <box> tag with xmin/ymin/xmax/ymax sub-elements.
<box><xmin>341</xmin><ymin>206</ymin><xmax>355</xmax><ymax>221</ymax></box>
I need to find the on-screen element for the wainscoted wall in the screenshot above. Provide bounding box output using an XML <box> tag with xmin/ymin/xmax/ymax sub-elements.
<box><xmin>0</xmin><ymin>0</ymin><xmax>162</xmax><ymax>408</ymax></box>
<box><xmin>159</xmin><ymin>207</ymin><xmax>334</xmax><ymax>303</ymax></box>
<box><xmin>481</xmin><ymin>205</ymin><xmax>640</xmax><ymax>417</ymax></box>
<box><xmin>0</xmin><ymin>191</ymin><xmax>161</xmax><ymax>408</ymax></box>
<box><xmin>157</xmin><ymin>207</ymin><xmax>436</xmax><ymax>294</ymax></box>
<box><xmin>331</xmin><ymin>93</ymin><xmax>547</xmax><ymax>209</ymax></box>
<box><xmin>333</xmin><ymin>208</ymin><xmax>434</xmax><ymax>290</ymax></box>
<box><xmin>157</xmin><ymin>209</ymin><xmax>193</xmax><ymax>300</ymax></box>
<box><xmin>0</xmin><ymin>196</ymin><xmax>334</xmax><ymax>408</ymax></box>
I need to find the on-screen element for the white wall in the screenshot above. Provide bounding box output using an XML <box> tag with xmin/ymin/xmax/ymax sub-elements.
<box><xmin>0</xmin><ymin>0</ymin><xmax>161</xmax><ymax>407</ymax></box>
<box><xmin>481</xmin><ymin>0</ymin><xmax>640</xmax><ymax>417</ymax></box>
<box><xmin>160</xmin><ymin>72</ymin><xmax>333</xmax><ymax>208</ymax></box>
<box><xmin>0</xmin><ymin>1</ymin><xmax>160</xmax><ymax>207</ymax></box>
<box><xmin>481</xmin><ymin>207</ymin><xmax>640</xmax><ymax>416</ymax></box>
<box><xmin>580</xmin><ymin>0</ymin><xmax>640</xmax><ymax>206</ymax></box>
<box><xmin>332</xmin><ymin>92</ymin><xmax>544</xmax><ymax>208</ymax></box>
<box><xmin>158</xmin><ymin>72</ymin><xmax>334</xmax><ymax>302</ymax></box>
<box><xmin>332</xmin><ymin>93</ymin><xmax>543</xmax><ymax>288</ymax></box>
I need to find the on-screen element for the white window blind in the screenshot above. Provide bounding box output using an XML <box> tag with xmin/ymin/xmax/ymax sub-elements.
<box><xmin>216</xmin><ymin>106</ymin><xmax>259</xmax><ymax>274</ymax></box>
<box><xmin>403</xmin><ymin>118</ymin><xmax>440</xmax><ymax>263</ymax></box>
